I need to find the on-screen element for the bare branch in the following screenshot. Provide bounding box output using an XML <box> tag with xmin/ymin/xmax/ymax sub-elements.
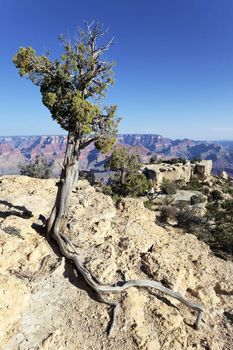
<box><xmin>80</xmin><ymin>137</ymin><xmax>96</xmax><ymax>150</ymax></box>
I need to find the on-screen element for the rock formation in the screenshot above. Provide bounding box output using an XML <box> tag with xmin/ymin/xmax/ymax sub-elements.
<box><xmin>0</xmin><ymin>176</ymin><xmax>232</xmax><ymax>349</ymax></box>
<box><xmin>143</xmin><ymin>160</ymin><xmax>212</xmax><ymax>190</ymax></box>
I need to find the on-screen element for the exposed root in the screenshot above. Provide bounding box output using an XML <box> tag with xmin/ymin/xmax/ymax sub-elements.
<box><xmin>10</xmin><ymin>255</ymin><xmax>51</xmax><ymax>281</ymax></box>
<box><xmin>53</xmin><ymin>231</ymin><xmax>204</xmax><ymax>335</ymax></box>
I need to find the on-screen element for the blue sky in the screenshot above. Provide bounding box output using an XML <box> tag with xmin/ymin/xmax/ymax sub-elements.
<box><xmin>0</xmin><ymin>0</ymin><xmax>233</xmax><ymax>140</ymax></box>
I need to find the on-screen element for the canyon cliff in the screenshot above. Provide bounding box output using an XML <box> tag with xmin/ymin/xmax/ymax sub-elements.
<box><xmin>0</xmin><ymin>135</ymin><xmax>232</xmax><ymax>176</ymax></box>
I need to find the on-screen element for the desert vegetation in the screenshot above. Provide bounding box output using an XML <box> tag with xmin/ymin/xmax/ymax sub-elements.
<box><xmin>144</xmin><ymin>174</ymin><xmax>233</xmax><ymax>259</ymax></box>
<box><xmin>19</xmin><ymin>155</ymin><xmax>54</xmax><ymax>179</ymax></box>
<box><xmin>104</xmin><ymin>146</ymin><xmax>151</xmax><ymax>198</ymax></box>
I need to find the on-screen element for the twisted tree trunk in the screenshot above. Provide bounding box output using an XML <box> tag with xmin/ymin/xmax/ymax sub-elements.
<box><xmin>46</xmin><ymin>132</ymin><xmax>204</xmax><ymax>336</ymax></box>
<box><xmin>47</xmin><ymin>132</ymin><xmax>80</xmax><ymax>236</ymax></box>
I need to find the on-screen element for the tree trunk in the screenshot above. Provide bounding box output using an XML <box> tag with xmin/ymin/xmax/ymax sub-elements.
<box><xmin>47</xmin><ymin>132</ymin><xmax>80</xmax><ymax>236</ymax></box>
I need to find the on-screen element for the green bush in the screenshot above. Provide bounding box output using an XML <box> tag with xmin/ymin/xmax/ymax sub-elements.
<box><xmin>177</xmin><ymin>207</ymin><xmax>204</xmax><ymax>233</ymax></box>
<box><xmin>206</xmin><ymin>199</ymin><xmax>233</xmax><ymax>254</ymax></box>
<box><xmin>106</xmin><ymin>146</ymin><xmax>151</xmax><ymax>197</ymax></box>
<box><xmin>160</xmin><ymin>205</ymin><xmax>178</xmax><ymax>223</ymax></box>
<box><xmin>209</xmin><ymin>190</ymin><xmax>223</xmax><ymax>202</ymax></box>
<box><xmin>149</xmin><ymin>155</ymin><xmax>157</xmax><ymax>164</ymax></box>
<box><xmin>19</xmin><ymin>155</ymin><xmax>54</xmax><ymax>179</ymax></box>
<box><xmin>79</xmin><ymin>170</ymin><xmax>97</xmax><ymax>186</ymax></box>
<box><xmin>161</xmin><ymin>180</ymin><xmax>177</xmax><ymax>195</ymax></box>
<box><xmin>176</xmin><ymin>200</ymin><xmax>189</xmax><ymax>210</ymax></box>
<box><xmin>144</xmin><ymin>200</ymin><xmax>155</xmax><ymax>211</ymax></box>
<box><xmin>190</xmin><ymin>194</ymin><xmax>205</xmax><ymax>205</ymax></box>
<box><xmin>184</xmin><ymin>177</ymin><xmax>203</xmax><ymax>191</ymax></box>
<box><xmin>190</xmin><ymin>195</ymin><xmax>199</xmax><ymax>205</ymax></box>
<box><xmin>190</xmin><ymin>157</ymin><xmax>202</xmax><ymax>164</ymax></box>
<box><xmin>162</xmin><ymin>157</ymin><xmax>187</xmax><ymax>165</ymax></box>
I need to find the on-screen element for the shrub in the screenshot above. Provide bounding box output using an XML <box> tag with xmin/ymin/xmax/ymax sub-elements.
<box><xmin>19</xmin><ymin>155</ymin><xmax>54</xmax><ymax>179</ymax></box>
<box><xmin>106</xmin><ymin>146</ymin><xmax>151</xmax><ymax>197</ymax></box>
<box><xmin>177</xmin><ymin>207</ymin><xmax>204</xmax><ymax>232</ymax></box>
<box><xmin>202</xmin><ymin>187</ymin><xmax>210</xmax><ymax>195</ymax></box>
<box><xmin>176</xmin><ymin>200</ymin><xmax>189</xmax><ymax>210</ymax></box>
<box><xmin>190</xmin><ymin>157</ymin><xmax>202</xmax><ymax>164</ymax></box>
<box><xmin>175</xmin><ymin>179</ymin><xmax>186</xmax><ymax>189</ymax></box>
<box><xmin>185</xmin><ymin>177</ymin><xmax>203</xmax><ymax>191</ymax></box>
<box><xmin>162</xmin><ymin>157</ymin><xmax>187</xmax><ymax>165</ymax></box>
<box><xmin>3</xmin><ymin>226</ymin><xmax>22</xmax><ymax>238</ymax></box>
<box><xmin>149</xmin><ymin>155</ymin><xmax>157</xmax><ymax>164</ymax></box>
<box><xmin>190</xmin><ymin>195</ymin><xmax>199</xmax><ymax>205</ymax></box>
<box><xmin>162</xmin><ymin>195</ymin><xmax>175</xmax><ymax>205</ymax></box>
<box><xmin>209</xmin><ymin>190</ymin><xmax>223</xmax><ymax>202</ymax></box>
<box><xmin>161</xmin><ymin>180</ymin><xmax>177</xmax><ymax>195</ymax></box>
<box><xmin>206</xmin><ymin>199</ymin><xmax>233</xmax><ymax>254</ymax></box>
<box><xmin>144</xmin><ymin>200</ymin><xmax>155</xmax><ymax>211</ymax></box>
<box><xmin>190</xmin><ymin>194</ymin><xmax>205</xmax><ymax>205</ymax></box>
<box><xmin>79</xmin><ymin>170</ymin><xmax>96</xmax><ymax>186</ymax></box>
<box><xmin>160</xmin><ymin>205</ymin><xmax>178</xmax><ymax>223</ymax></box>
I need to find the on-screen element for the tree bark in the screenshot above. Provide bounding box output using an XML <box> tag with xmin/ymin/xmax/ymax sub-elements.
<box><xmin>47</xmin><ymin>131</ymin><xmax>80</xmax><ymax>236</ymax></box>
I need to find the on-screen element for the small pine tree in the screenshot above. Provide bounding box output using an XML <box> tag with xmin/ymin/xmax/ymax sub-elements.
<box><xmin>19</xmin><ymin>155</ymin><xmax>54</xmax><ymax>179</ymax></box>
<box><xmin>105</xmin><ymin>146</ymin><xmax>151</xmax><ymax>197</ymax></box>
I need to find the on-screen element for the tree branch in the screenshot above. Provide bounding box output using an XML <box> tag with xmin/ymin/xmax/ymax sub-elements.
<box><xmin>79</xmin><ymin>137</ymin><xmax>96</xmax><ymax>150</ymax></box>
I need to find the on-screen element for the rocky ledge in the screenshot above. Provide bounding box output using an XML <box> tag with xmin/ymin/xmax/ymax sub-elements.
<box><xmin>0</xmin><ymin>176</ymin><xmax>232</xmax><ymax>349</ymax></box>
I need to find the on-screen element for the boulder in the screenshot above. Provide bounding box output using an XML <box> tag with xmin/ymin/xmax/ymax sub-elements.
<box><xmin>219</xmin><ymin>170</ymin><xmax>229</xmax><ymax>180</ymax></box>
<box><xmin>194</xmin><ymin>160</ymin><xmax>212</xmax><ymax>180</ymax></box>
<box><xmin>143</xmin><ymin>162</ymin><xmax>192</xmax><ymax>190</ymax></box>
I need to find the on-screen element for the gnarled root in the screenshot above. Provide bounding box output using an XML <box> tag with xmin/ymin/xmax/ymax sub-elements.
<box><xmin>53</xmin><ymin>231</ymin><xmax>204</xmax><ymax>336</ymax></box>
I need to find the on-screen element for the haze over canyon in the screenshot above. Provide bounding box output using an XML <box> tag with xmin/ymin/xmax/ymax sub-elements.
<box><xmin>0</xmin><ymin>134</ymin><xmax>233</xmax><ymax>176</ymax></box>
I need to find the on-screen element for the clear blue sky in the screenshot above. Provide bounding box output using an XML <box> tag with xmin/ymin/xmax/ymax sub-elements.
<box><xmin>1</xmin><ymin>0</ymin><xmax>233</xmax><ymax>140</ymax></box>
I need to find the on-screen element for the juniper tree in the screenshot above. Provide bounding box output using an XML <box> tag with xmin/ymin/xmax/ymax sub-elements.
<box><xmin>13</xmin><ymin>22</ymin><xmax>203</xmax><ymax>335</ymax></box>
<box><xmin>105</xmin><ymin>146</ymin><xmax>150</xmax><ymax>196</ymax></box>
<box><xmin>13</xmin><ymin>22</ymin><xmax>119</xmax><ymax>236</ymax></box>
<box><xmin>19</xmin><ymin>155</ymin><xmax>54</xmax><ymax>179</ymax></box>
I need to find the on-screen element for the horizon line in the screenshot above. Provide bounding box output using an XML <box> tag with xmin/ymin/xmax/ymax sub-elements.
<box><xmin>0</xmin><ymin>134</ymin><xmax>232</xmax><ymax>142</ymax></box>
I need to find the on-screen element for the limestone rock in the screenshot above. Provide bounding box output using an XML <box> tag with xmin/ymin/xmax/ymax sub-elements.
<box><xmin>219</xmin><ymin>170</ymin><xmax>229</xmax><ymax>180</ymax></box>
<box><xmin>0</xmin><ymin>176</ymin><xmax>232</xmax><ymax>350</ymax></box>
<box><xmin>194</xmin><ymin>160</ymin><xmax>212</xmax><ymax>180</ymax></box>
<box><xmin>143</xmin><ymin>160</ymin><xmax>212</xmax><ymax>190</ymax></box>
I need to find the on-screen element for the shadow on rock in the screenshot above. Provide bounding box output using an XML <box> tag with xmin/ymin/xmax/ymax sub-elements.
<box><xmin>0</xmin><ymin>200</ymin><xmax>33</xmax><ymax>219</ymax></box>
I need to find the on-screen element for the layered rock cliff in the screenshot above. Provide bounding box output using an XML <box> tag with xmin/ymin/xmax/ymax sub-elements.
<box><xmin>143</xmin><ymin>160</ymin><xmax>212</xmax><ymax>190</ymax></box>
<box><xmin>0</xmin><ymin>176</ymin><xmax>232</xmax><ymax>349</ymax></box>
<box><xmin>0</xmin><ymin>135</ymin><xmax>232</xmax><ymax>176</ymax></box>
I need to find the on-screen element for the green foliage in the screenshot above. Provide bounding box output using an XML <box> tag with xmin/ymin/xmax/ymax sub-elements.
<box><xmin>162</xmin><ymin>157</ymin><xmax>187</xmax><ymax>165</ymax></box>
<box><xmin>161</xmin><ymin>180</ymin><xmax>177</xmax><ymax>195</ymax></box>
<box><xmin>177</xmin><ymin>207</ymin><xmax>205</xmax><ymax>232</ymax></box>
<box><xmin>144</xmin><ymin>200</ymin><xmax>155</xmax><ymax>211</ymax></box>
<box><xmin>209</xmin><ymin>189</ymin><xmax>223</xmax><ymax>202</ymax></box>
<box><xmin>184</xmin><ymin>177</ymin><xmax>203</xmax><ymax>191</ymax></box>
<box><xmin>176</xmin><ymin>200</ymin><xmax>189</xmax><ymax>210</ymax></box>
<box><xmin>206</xmin><ymin>199</ymin><xmax>233</xmax><ymax>254</ymax></box>
<box><xmin>79</xmin><ymin>170</ymin><xmax>97</xmax><ymax>186</ymax></box>
<box><xmin>190</xmin><ymin>157</ymin><xmax>202</xmax><ymax>164</ymax></box>
<box><xmin>13</xmin><ymin>22</ymin><xmax>120</xmax><ymax>154</ymax></box>
<box><xmin>149</xmin><ymin>155</ymin><xmax>157</xmax><ymax>164</ymax></box>
<box><xmin>214</xmin><ymin>179</ymin><xmax>233</xmax><ymax>196</ymax></box>
<box><xmin>105</xmin><ymin>146</ymin><xmax>151</xmax><ymax>197</ymax></box>
<box><xmin>19</xmin><ymin>155</ymin><xmax>54</xmax><ymax>179</ymax></box>
<box><xmin>190</xmin><ymin>194</ymin><xmax>205</xmax><ymax>205</ymax></box>
<box><xmin>159</xmin><ymin>205</ymin><xmax>178</xmax><ymax>223</ymax></box>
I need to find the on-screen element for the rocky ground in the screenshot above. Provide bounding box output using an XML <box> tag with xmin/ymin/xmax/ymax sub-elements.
<box><xmin>0</xmin><ymin>176</ymin><xmax>233</xmax><ymax>350</ymax></box>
